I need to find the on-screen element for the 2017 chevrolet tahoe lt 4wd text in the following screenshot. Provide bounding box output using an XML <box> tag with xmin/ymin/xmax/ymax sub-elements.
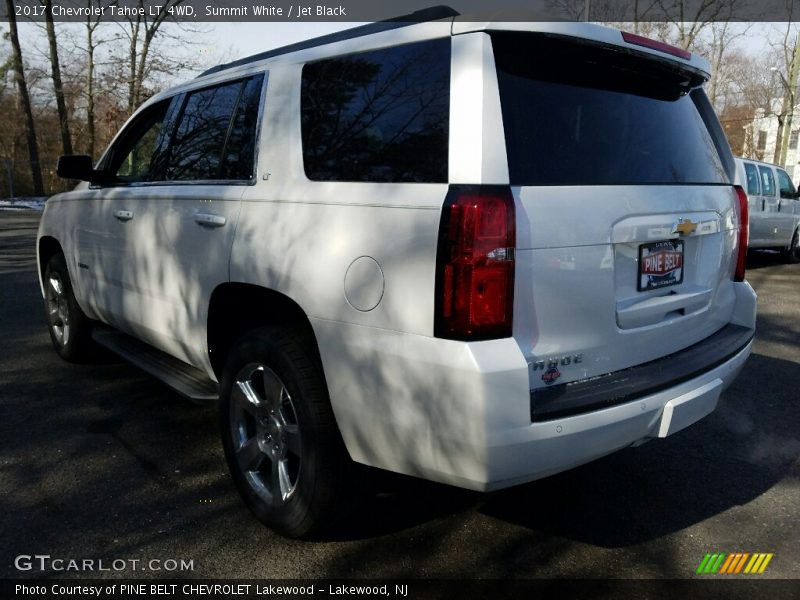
<box><xmin>38</xmin><ymin>9</ymin><xmax>757</xmax><ymax>537</ymax></box>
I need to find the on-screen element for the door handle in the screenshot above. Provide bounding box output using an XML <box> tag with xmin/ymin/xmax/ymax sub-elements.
<box><xmin>114</xmin><ymin>210</ymin><xmax>134</xmax><ymax>222</ymax></box>
<box><xmin>194</xmin><ymin>213</ymin><xmax>227</xmax><ymax>228</ymax></box>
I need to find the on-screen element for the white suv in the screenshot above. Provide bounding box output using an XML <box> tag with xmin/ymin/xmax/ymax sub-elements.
<box><xmin>38</xmin><ymin>11</ymin><xmax>757</xmax><ymax>537</ymax></box>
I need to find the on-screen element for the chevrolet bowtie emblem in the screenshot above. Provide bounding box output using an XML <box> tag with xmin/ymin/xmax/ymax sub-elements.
<box><xmin>674</xmin><ymin>219</ymin><xmax>697</xmax><ymax>236</ymax></box>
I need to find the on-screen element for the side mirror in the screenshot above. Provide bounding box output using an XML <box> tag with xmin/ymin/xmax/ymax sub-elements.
<box><xmin>56</xmin><ymin>155</ymin><xmax>107</xmax><ymax>183</ymax></box>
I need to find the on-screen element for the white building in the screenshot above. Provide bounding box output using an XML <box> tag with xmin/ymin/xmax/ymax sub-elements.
<box><xmin>744</xmin><ymin>98</ymin><xmax>800</xmax><ymax>183</ymax></box>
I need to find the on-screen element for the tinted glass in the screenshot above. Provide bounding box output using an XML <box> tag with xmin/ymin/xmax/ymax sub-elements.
<box><xmin>492</xmin><ymin>33</ymin><xmax>727</xmax><ymax>186</ymax></box>
<box><xmin>743</xmin><ymin>162</ymin><xmax>760</xmax><ymax>196</ymax></box>
<box><xmin>758</xmin><ymin>165</ymin><xmax>775</xmax><ymax>197</ymax></box>
<box><xmin>165</xmin><ymin>75</ymin><xmax>262</xmax><ymax>181</ymax></box>
<box><xmin>110</xmin><ymin>101</ymin><xmax>170</xmax><ymax>182</ymax></box>
<box><xmin>777</xmin><ymin>169</ymin><xmax>795</xmax><ymax>199</ymax></box>
<box><xmin>221</xmin><ymin>75</ymin><xmax>264</xmax><ymax>180</ymax></box>
<box><xmin>301</xmin><ymin>39</ymin><xmax>450</xmax><ymax>183</ymax></box>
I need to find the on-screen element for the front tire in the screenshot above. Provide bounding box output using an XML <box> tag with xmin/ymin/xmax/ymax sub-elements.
<box><xmin>43</xmin><ymin>253</ymin><xmax>94</xmax><ymax>362</ymax></box>
<box><xmin>219</xmin><ymin>325</ymin><xmax>349</xmax><ymax>538</ymax></box>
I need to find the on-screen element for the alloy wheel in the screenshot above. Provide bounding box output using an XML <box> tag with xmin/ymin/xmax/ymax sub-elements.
<box><xmin>229</xmin><ymin>363</ymin><xmax>302</xmax><ymax>506</ymax></box>
<box><xmin>46</xmin><ymin>272</ymin><xmax>70</xmax><ymax>347</ymax></box>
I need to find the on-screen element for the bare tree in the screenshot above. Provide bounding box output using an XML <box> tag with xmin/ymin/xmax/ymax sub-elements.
<box><xmin>120</xmin><ymin>0</ymin><xmax>188</xmax><ymax>113</ymax></box>
<box><xmin>5</xmin><ymin>0</ymin><xmax>44</xmax><ymax>195</ymax></box>
<box><xmin>41</xmin><ymin>0</ymin><xmax>73</xmax><ymax>156</ymax></box>
<box><xmin>771</xmin><ymin>19</ymin><xmax>800</xmax><ymax>167</ymax></box>
<box><xmin>717</xmin><ymin>50</ymin><xmax>781</xmax><ymax>157</ymax></box>
<box><xmin>705</xmin><ymin>21</ymin><xmax>751</xmax><ymax>110</ymax></box>
<box><xmin>83</xmin><ymin>0</ymin><xmax>113</xmax><ymax>158</ymax></box>
<box><xmin>655</xmin><ymin>0</ymin><xmax>733</xmax><ymax>50</ymax></box>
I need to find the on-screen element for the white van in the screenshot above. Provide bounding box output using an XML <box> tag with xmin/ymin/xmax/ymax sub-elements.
<box><xmin>38</xmin><ymin>10</ymin><xmax>757</xmax><ymax>537</ymax></box>
<box><xmin>735</xmin><ymin>157</ymin><xmax>800</xmax><ymax>262</ymax></box>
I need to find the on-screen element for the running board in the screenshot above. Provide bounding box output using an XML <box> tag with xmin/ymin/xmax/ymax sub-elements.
<box><xmin>92</xmin><ymin>327</ymin><xmax>219</xmax><ymax>402</ymax></box>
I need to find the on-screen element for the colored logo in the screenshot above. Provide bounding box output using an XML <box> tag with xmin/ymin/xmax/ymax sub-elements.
<box><xmin>541</xmin><ymin>366</ymin><xmax>561</xmax><ymax>385</ymax></box>
<box><xmin>674</xmin><ymin>219</ymin><xmax>698</xmax><ymax>236</ymax></box>
<box><xmin>696</xmin><ymin>552</ymin><xmax>774</xmax><ymax>575</ymax></box>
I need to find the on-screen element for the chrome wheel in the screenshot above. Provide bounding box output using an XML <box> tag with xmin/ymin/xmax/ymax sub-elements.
<box><xmin>46</xmin><ymin>272</ymin><xmax>70</xmax><ymax>347</ymax></box>
<box><xmin>230</xmin><ymin>363</ymin><xmax>302</xmax><ymax>507</ymax></box>
<box><xmin>220</xmin><ymin>325</ymin><xmax>350</xmax><ymax>537</ymax></box>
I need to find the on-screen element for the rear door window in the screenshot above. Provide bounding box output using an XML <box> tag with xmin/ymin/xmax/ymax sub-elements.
<box><xmin>491</xmin><ymin>33</ymin><xmax>727</xmax><ymax>186</ymax></box>
<box><xmin>743</xmin><ymin>162</ymin><xmax>761</xmax><ymax>196</ymax></box>
<box><xmin>164</xmin><ymin>74</ymin><xmax>264</xmax><ymax>182</ymax></box>
<box><xmin>758</xmin><ymin>165</ymin><xmax>776</xmax><ymax>197</ymax></box>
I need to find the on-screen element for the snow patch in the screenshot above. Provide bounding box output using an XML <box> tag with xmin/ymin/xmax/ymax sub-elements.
<box><xmin>0</xmin><ymin>197</ymin><xmax>47</xmax><ymax>211</ymax></box>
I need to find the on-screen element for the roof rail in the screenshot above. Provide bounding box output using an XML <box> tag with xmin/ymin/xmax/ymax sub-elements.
<box><xmin>198</xmin><ymin>5</ymin><xmax>460</xmax><ymax>78</ymax></box>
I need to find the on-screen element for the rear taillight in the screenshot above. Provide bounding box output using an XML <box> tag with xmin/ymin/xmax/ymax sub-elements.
<box><xmin>434</xmin><ymin>186</ymin><xmax>515</xmax><ymax>340</ymax></box>
<box><xmin>734</xmin><ymin>185</ymin><xmax>749</xmax><ymax>282</ymax></box>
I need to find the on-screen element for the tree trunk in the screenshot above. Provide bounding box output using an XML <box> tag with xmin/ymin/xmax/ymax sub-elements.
<box><xmin>44</xmin><ymin>0</ymin><xmax>73</xmax><ymax>156</ymax></box>
<box><xmin>128</xmin><ymin>0</ymin><xmax>179</xmax><ymax>111</ymax></box>
<box><xmin>5</xmin><ymin>0</ymin><xmax>45</xmax><ymax>195</ymax></box>
<box><xmin>86</xmin><ymin>12</ymin><xmax>96</xmax><ymax>158</ymax></box>
<box><xmin>127</xmin><ymin>11</ymin><xmax>142</xmax><ymax>114</ymax></box>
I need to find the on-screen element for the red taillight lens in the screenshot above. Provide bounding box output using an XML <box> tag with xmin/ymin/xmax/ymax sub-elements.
<box><xmin>435</xmin><ymin>186</ymin><xmax>515</xmax><ymax>340</ymax></box>
<box><xmin>621</xmin><ymin>32</ymin><xmax>692</xmax><ymax>61</ymax></box>
<box><xmin>734</xmin><ymin>185</ymin><xmax>749</xmax><ymax>282</ymax></box>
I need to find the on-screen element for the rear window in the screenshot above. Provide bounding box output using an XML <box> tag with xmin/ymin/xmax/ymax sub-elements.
<box><xmin>492</xmin><ymin>33</ymin><xmax>728</xmax><ymax>186</ymax></box>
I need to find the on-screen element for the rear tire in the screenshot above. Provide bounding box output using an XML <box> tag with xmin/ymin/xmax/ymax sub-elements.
<box><xmin>43</xmin><ymin>253</ymin><xmax>94</xmax><ymax>362</ymax></box>
<box><xmin>219</xmin><ymin>325</ymin><xmax>349</xmax><ymax>538</ymax></box>
<box><xmin>784</xmin><ymin>229</ymin><xmax>800</xmax><ymax>264</ymax></box>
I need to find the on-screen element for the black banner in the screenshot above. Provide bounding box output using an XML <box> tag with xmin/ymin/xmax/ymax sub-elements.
<box><xmin>2</xmin><ymin>0</ymin><xmax>800</xmax><ymax>23</ymax></box>
<box><xmin>4</xmin><ymin>579</ymin><xmax>800</xmax><ymax>600</ymax></box>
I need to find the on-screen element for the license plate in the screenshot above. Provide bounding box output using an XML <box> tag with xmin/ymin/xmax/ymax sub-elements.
<box><xmin>638</xmin><ymin>240</ymin><xmax>684</xmax><ymax>291</ymax></box>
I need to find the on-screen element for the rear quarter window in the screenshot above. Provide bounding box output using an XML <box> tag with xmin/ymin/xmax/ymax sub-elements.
<box><xmin>492</xmin><ymin>33</ymin><xmax>728</xmax><ymax>186</ymax></box>
<box><xmin>300</xmin><ymin>39</ymin><xmax>450</xmax><ymax>183</ymax></box>
<box><xmin>743</xmin><ymin>162</ymin><xmax>761</xmax><ymax>196</ymax></box>
<box><xmin>777</xmin><ymin>169</ymin><xmax>796</xmax><ymax>199</ymax></box>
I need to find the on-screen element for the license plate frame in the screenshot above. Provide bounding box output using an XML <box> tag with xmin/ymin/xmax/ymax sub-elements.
<box><xmin>638</xmin><ymin>240</ymin><xmax>685</xmax><ymax>292</ymax></box>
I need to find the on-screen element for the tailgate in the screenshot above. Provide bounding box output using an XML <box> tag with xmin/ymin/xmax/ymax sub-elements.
<box><xmin>490</xmin><ymin>30</ymin><xmax>741</xmax><ymax>391</ymax></box>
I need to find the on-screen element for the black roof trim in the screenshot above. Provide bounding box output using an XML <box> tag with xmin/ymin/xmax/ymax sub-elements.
<box><xmin>198</xmin><ymin>5</ymin><xmax>460</xmax><ymax>78</ymax></box>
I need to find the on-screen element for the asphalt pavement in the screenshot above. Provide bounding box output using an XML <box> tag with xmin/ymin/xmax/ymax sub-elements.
<box><xmin>1</xmin><ymin>210</ymin><xmax>799</xmax><ymax>582</ymax></box>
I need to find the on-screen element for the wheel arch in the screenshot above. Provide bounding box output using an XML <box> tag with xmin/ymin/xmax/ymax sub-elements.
<box><xmin>38</xmin><ymin>236</ymin><xmax>64</xmax><ymax>281</ymax></box>
<box><xmin>207</xmin><ymin>283</ymin><xmax>324</xmax><ymax>381</ymax></box>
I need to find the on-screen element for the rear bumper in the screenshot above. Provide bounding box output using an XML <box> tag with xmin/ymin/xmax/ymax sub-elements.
<box><xmin>482</xmin><ymin>338</ymin><xmax>751</xmax><ymax>491</ymax></box>
<box><xmin>530</xmin><ymin>323</ymin><xmax>753</xmax><ymax>422</ymax></box>
<box><xmin>313</xmin><ymin>281</ymin><xmax>756</xmax><ymax>492</ymax></box>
